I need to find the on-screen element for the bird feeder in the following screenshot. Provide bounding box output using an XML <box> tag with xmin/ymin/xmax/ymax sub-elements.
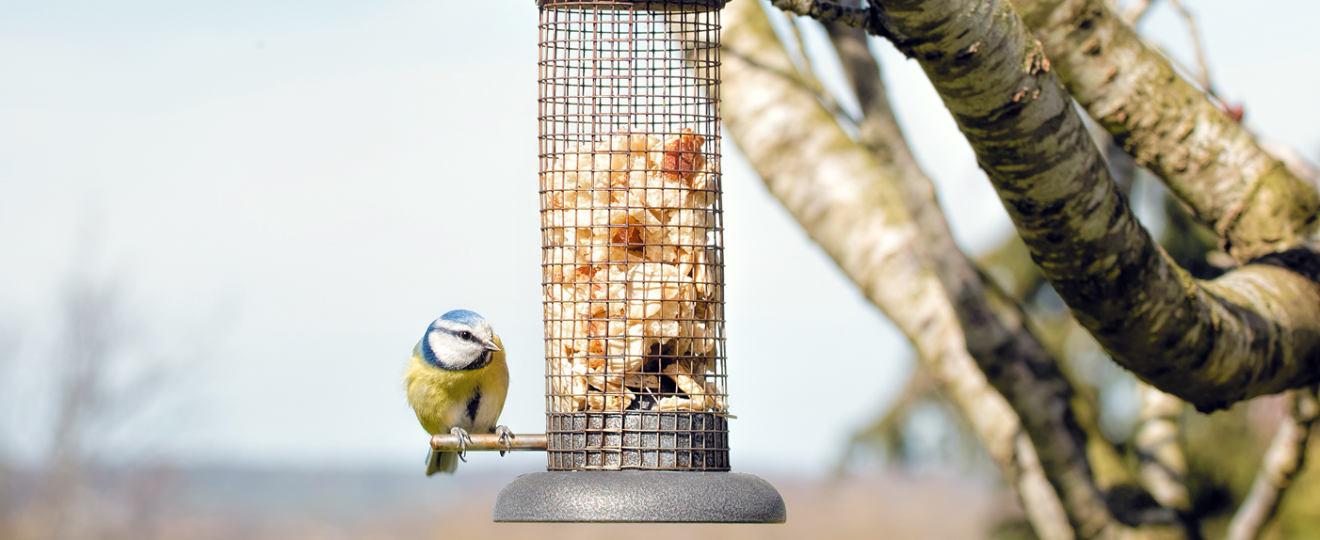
<box><xmin>485</xmin><ymin>0</ymin><xmax>784</xmax><ymax>523</ymax></box>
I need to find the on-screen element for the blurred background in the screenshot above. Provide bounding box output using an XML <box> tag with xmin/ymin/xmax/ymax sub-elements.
<box><xmin>2</xmin><ymin>0</ymin><xmax>1318</xmax><ymax>538</ymax></box>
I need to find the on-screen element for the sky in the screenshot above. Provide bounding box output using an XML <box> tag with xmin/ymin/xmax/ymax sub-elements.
<box><xmin>1</xmin><ymin>0</ymin><xmax>1318</xmax><ymax>479</ymax></box>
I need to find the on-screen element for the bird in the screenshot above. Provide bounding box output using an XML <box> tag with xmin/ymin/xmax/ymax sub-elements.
<box><xmin>404</xmin><ymin>309</ymin><xmax>512</xmax><ymax>475</ymax></box>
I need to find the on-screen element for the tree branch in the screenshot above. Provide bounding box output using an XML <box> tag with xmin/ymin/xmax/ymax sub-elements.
<box><xmin>1162</xmin><ymin>0</ymin><xmax>1213</xmax><ymax>95</ymax></box>
<box><xmin>1122</xmin><ymin>0</ymin><xmax>1155</xmax><ymax>26</ymax></box>
<box><xmin>831</xmin><ymin>22</ymin><xmax>1128</xmax><ymax>538</ymax></box>
<box><xmin>1224</xmin><ymin>387</ymin><xmax>1320</xmax><ymax>540</ymax></box>
<box><xmin>720</xmin><ymin>46</ymin><xmax>857</xmax><ymax>123</ymax></box>
<box><xmin>722</xmin><ymin>2</ymin><xmax>1076</xmax><ymax>537</ymax></box>
<box><xmin>1134</xmin><ymin>384</ymin><xmax>1190</xmax><ymax>511</ymax></box>
<box><xmin>774</xmin><ymin>0</ymin><xmax>1320</xmax><ymax>414</ymax></box>
<box><xmin>769</xmin><ymin>0</ymin><xmax>870</xmax><ymax>29</ymax></box>
<box><xmin>823</xmin><ymin>11</ymin><xmax>1127</xmax><ymax>534</ymax></box>
<box><xmin>1007</xmin><ymin>0</ymin><xmax>1320</xmax><ymax>263</ymax></box>
<box><xmin>776</xmin><ymin>0</ymin><xmax>1320</xmax><ymax>263</ymax></box>
<box><xmin>842</xmin><ymin>366</ymin><xmax>941</xmax><ymax>464</ymax></box>
<box><xmin>840</xmin><ymin>366</ymin><xmax>994</xmax><ymax>469</ymax></box>
<box><xmin>731</xmin><ymin>2</ymin><xmax>1191</xmax><ymax>537</ymax></box>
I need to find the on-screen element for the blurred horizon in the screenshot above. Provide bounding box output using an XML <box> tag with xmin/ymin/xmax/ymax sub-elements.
<box><xmin>0</xmin><ymin>464</ymin><xmax>1020</xmax><ymax>538</ymax></box>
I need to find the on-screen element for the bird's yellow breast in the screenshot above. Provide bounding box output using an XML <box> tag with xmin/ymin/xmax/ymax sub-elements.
<box><xmin>403</xmin><ymin>335</ymin><xmax>509</xmax><ymax>436</ymax></box>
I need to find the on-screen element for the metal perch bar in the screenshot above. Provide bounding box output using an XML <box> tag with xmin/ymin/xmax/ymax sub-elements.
<box><xmin>431</xmin><ymin>433</ymin><xmax>548</xmax><ymax>452</ymax></box>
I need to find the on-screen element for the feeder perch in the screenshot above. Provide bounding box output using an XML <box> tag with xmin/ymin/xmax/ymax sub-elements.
<box><xmin>484</xmin><ymin>0</ymin><xmax>784</xmax><ymax>523</ymax></box>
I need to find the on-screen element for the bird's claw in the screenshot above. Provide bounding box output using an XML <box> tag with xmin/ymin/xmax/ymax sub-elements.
<box><xmin>451</xmin><ymin>427</ymin><xmax>473</xmax><ymax>462</ymax></box>
<box><xmin>495</xmin><ymin>425</ymin><xmax>514</xmax><ymax>457</ymax></box>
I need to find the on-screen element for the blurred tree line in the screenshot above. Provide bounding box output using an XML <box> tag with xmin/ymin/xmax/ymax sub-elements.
<box><xmin>0</xmin><ymin>240</ymin><xmax>199</xmax><ymax>540</ymax></box>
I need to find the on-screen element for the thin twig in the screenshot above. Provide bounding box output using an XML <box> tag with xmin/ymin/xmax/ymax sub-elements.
<box><xmin>1225</xmin><ymin>387</ymin><xmax>1320</xmax><ymax>540</ymax></box>
<box><xmin>787</xmin><ymin>15</ymin><xmax>815</xmax><ymax>77</ymax></box>
<box><xmin>786</xmin><ymin>15</ymin><xmax>854</xmax><ymax>124</ymax></box>
<box><xmin>1122</xmin><ymin>0</ymin><xmax>1217</xmax><ymax>99</ymax></box>
<box><xmin>1123</xmin><ymin>0</ymin><xmax>1157</xmax><ymax>25</ymax></box>
<box><xmin>840</xmin><ymin>367</ymin><xmax>941</xmax><ymax>466</ymax></box>
<box><xmin>768</xmin><ymin>0</ymin><xmax>873</xmax><ymax>119</ymax></box>
<box><xmin>1164</xmin><ymin>0</ymin><xmax>1215</xmax><ymax>96</ymax></box>
<box><xmin>820</xmin><ymin>0</ymin><xmax>913</xmax><ymax>171</ymax></box>
<box><xmin>720</xmin><ymin>45</ymin><xmax>857</xmax><ymax>124</ymax></box>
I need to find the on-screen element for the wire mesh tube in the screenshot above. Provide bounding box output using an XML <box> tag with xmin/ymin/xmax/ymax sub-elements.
<box><xmin>538</xmin><ymin>0</ymin><xmax>728</xmax><ymax>471</ymax></box>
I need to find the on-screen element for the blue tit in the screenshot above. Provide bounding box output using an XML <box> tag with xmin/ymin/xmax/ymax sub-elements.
<box><xmin>404</xmin><ymin>309</ymin><xmax>511</xmax><ymax>476</ymax></box>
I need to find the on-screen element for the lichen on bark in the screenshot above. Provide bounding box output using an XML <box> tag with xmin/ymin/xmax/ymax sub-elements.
<box><xmin>749</xmin><ymin>0</ymin><xmax>1320</xmax><ymax>537</ymax></box>
<box><xmin>1007</xmin><ymin>0</ymin><xmax>1320</xmax><ymax>263</ymax></box>
<box><xmin>722</xmin><ymin>2</ymin><xmax>1079</xmax><ymax>537</ymax></box>
<box><xmin>773</xmin><ymin>0</ymin><xmax>1320</xmax><ymax>413</ymax></box>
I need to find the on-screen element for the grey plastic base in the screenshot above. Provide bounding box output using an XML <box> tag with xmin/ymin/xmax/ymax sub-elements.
<box><xmin>493</xmin><ymin>471</ymin><xmax>786</xmax><ymax>523</ymax></box>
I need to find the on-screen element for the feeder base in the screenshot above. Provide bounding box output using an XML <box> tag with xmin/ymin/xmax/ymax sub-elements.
<box><xmin>492</xmin><ymin>470</ymin><xmax>785</xmax><ymax>523</ymax></box>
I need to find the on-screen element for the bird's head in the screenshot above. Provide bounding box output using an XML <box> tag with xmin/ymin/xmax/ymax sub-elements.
<box><xmin>420</xmin><ymin>309</ymin><xmax>500</xmax><ymax>371</ymax></box>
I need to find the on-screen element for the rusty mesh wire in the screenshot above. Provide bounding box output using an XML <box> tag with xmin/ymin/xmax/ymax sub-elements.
<box><xmin>538</xmin><ymin>0</ymin><xmax>728</xmax><ymax>471</ymax></box>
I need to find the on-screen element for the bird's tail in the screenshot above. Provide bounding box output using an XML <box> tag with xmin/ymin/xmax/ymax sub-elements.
<box><xmin>425</xmin><ymin>448</ymin><xmax>459</xmax><ymax>476</ymax></box>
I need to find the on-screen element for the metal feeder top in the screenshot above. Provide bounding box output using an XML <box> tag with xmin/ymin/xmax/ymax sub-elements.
<box><xmin>537</xmin><ymin>0</ymin><xmax>731</xmax><ymax>11</ymax></box>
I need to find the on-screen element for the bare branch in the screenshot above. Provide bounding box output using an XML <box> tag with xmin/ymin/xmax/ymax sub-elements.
<box><xmin>778</xmin><ymin>0</ymin><xmax>1320</xmax><ymax>265</ymax></box>
<box><xmin>825</xmin><ymin>11</ymin><xmax>1111</xmax><ymax>530</ymax></box>
<box><xmin>779</xmin><ymin>0</ymin><xmax>1320</xmax><ymax>413</ymax></box>
<box><xmin>1122</xmin><ymin>0</ymin><xmax>1156</xmax><ymax>26</ymax></box>
<box><xmin>1134</xmin><ymin>384</ymin><xmax>1190</xmax><ymax>511</ymax></box>
<box><xmin>731</xmin><ymin>2</ymin><xmax>1188</xmax><ymax>537</ymax></box>
<box><xmin>842</xmin><ymin>367</ymin><xmax>943</xmax><ymax>465</ymax></box>
<box><xmin>16</xmin><ymin>276</ymin><xmax>127</xmax><ymax>539</ymax></box>
<box><xmin>1224</xmin><ymin>388</ymin><xmax>1320</xmax><ymax>540</ymax></box>
<box><xmin>787</xmin><ymin>15</ymin><xmax>814</xmax><ymax>75</ymax></box>
<box><xmin>722</xmin><ymin>2</ymin><xmax>1077</xmax><ymax>537</ymax></box>
<box><xmin>719</xmin><ymin>47</ymin><xmax>857</xmax><ymax>125</ymax></box>
<box><xmin>1261</xmin><ymin>140</ymin><xmax>1320</xmax><ymax>191</ymax></box>
<box><xmin>1164</xmin><ymin>0</ymin><xmax>1214</xmax><ymax>94</ymax></box>
<box><xmin>823</xmin><ymin>14</ymin><xmax>1139</xmax><ymax>535</ymax></box>
<box><xmin>1016</xmin><ymin>432</ymin><xmax>1078</xmax><ymax>540</ymax></box>
<box><xmin>1009</xmin><ymin>0</ymin><xmax>1319</xmax><ymax>263</ymax></box>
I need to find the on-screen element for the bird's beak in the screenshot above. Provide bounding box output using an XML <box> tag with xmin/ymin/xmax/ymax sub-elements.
<box><xmin>482</xmin><ymin>339</ymin><xmax>501</xmax><ymax>352</ymax></box>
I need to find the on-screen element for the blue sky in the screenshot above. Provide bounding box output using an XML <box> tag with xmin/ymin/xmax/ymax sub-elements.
<box><xmin>1</xmin><ymin>0</ymin><xmax>1316</xmax><ymax>477</ymax></box>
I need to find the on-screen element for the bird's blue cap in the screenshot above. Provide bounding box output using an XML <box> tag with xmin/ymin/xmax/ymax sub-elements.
<box><xmin>438</xmin><ymin>309</ymin><xmax>486</xmax><ymax>327</ymax></box>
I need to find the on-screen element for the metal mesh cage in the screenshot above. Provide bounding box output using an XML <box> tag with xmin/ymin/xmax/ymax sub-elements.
<box><xmin>538</xmin><ymin>0</ymin><xmax>728</xmax><ymax>471</ymax></box>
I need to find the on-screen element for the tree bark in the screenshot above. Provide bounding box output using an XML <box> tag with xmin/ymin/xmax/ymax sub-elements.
<box><xmin>721</xmin><ymin>2</ymin><xmax>1075</xmax><ymax>537</ymax></box>
<box><xmin>1224</xmin><ymin>387</ymin><xmax>1320</xmax><ymax>540</ymax></box>
<box><xmin>767</xmin><ymin>0</ymin><xmax>1320</xmax><ymax>414</ymax></box>
<box><xmin>819</xmin><ymin>10</ymin><xmax>1125</xmax><ymax>538</ymax></box>
<box><xmin>1007</xmin><ymin>0</ymin><xmax>1320</xmax><ymax>263</ymax></box>
<box><xmin>1134</xmin><ymin>384</ymin><xmax>1190</xmax><ymax>511</ymax></box>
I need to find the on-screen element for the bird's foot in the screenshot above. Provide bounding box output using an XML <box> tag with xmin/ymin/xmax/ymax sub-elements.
<box><xmin>451</xmin><ymin>427</ymin><xmax>473</xmax><ymax>462</ymax></box>
<box><xmin>495</xmin><ymin>425</ymin><xmax>514</xmax><ymax>456</ymax></box>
